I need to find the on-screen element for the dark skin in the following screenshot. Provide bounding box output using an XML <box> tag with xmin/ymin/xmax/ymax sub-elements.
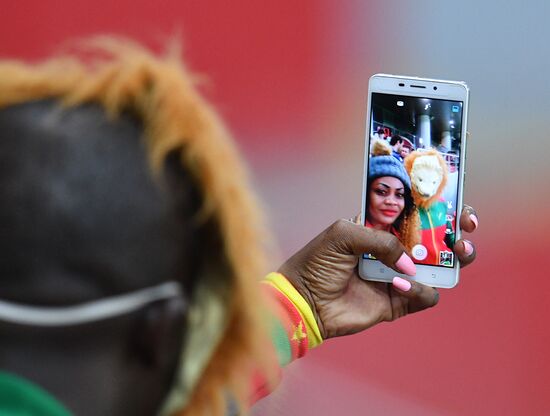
<box><xmin>280</xmin><ymin>207</ymin><xmax>478</xmax><ymax>339</ymax></box>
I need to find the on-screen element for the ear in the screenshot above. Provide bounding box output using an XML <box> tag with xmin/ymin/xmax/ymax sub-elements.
<box><xmin>403</xmin><ymin>151</ymin><xmax>418</xmax><ymax>174</ymax></box>
<box><xmin>433</xmin><ymin>150</ymin><xmax>449</xmax><ymax>197</ymax></box>
<box><xmin>435</xmin><ymin>152</ymin><xmax>448</xmax><ymax>196</ymax></box>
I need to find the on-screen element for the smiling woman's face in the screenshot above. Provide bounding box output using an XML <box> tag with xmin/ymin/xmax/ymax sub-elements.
<box><xmin>367</xmin><ymin>176</ymin><xmax>406</xmax><ymax>230</ymax></box>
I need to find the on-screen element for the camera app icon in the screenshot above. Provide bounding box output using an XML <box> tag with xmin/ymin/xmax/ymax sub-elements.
<box><xmin>412</xmin><ymin>244</ymin><xmax>428</xmax><ymax>261</ymax></box>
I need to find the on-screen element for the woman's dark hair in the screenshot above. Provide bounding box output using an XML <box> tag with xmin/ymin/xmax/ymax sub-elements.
<box><xmin>393</xmin><ymin>185</ymin><xmax>415</xmax><ymax>230</ymax></box>
<box><xmin>389</xmin><ymin>134</ymin><xmax>403</xmax><ymax>146</ymax></box>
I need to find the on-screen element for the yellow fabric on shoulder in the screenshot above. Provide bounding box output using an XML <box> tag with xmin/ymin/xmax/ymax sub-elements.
<box><xmin>264</xmin><ymin>272</ymin><xmax>323</xmax><ymax>348</ymax></box>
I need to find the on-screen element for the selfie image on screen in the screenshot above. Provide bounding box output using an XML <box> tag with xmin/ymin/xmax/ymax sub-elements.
<box><xmin>364</xmin><ymin>93</ymin><xmax>463</xmax><ymax>268</ymax></box>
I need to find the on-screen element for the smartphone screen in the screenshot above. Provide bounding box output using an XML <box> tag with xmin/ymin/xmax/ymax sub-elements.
<box><xmin>363</xmin><ymin>92</ymin><xmax>464</xmax><ymax>268</ymax></box>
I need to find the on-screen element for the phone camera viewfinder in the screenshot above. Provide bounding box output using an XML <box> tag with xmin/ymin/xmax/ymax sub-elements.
<box><xmin>433</xmin><ymin>86</ymin><xmax>438</xmax><ymax>90</ymax></box>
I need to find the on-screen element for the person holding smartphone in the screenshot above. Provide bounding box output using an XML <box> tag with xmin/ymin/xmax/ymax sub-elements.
<box><xmin>0</xmin><ymin>39</ymin><xmax>479</xmax><ymax>416</ymax></box>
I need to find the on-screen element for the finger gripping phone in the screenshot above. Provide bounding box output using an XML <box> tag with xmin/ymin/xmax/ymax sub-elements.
<box><xmin>359</xmin><ymin>74</ymin><xmax>469</xmax><ymax>288</ymax></box>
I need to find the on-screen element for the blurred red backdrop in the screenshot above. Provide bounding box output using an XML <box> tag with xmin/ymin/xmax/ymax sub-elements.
<box><xmin>0</xmin><ymin>0</ymin><xmax>320</xmax><ymax>153</ymax></box>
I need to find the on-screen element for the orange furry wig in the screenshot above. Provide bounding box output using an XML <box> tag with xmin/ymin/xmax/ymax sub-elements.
<box><xmin>0</xmin><ymin>37</ymin><xmax>275</xmax><ymax>415</ymax></box>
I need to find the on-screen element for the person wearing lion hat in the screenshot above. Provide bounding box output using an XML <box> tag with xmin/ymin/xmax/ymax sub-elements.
<box><xmin>404</xmin><ymin>149</ymin><xmax>456</xmax><ymax>266</ymax></box>
<box><xmin>0</xmin><ymin>38</ymin><xmax>479</xmax><ymax>416</ymax></box>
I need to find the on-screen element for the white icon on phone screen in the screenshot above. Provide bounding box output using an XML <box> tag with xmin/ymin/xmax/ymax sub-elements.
<box><xmin>412</xmin><ymin>244</ymin><xmax>428</xmax><ymax>261</ymax></box>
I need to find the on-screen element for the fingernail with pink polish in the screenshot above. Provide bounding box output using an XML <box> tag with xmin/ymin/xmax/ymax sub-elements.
<box><xmin>463</xmin><ymin>240</ymin><xmax>474</xmax><ymax>256</ymax></box>
<box><xmin>395</xmin><ymin>252</ymin><xmax>416</xmax><ymax>276</ymax></box>
<box><xmin>469</xmin><ymin>214</ymin><xmax>478</xmax><ymax>230</ymax></box>
<box><xmin>392</xmin><ymin>276</ymin><xmax>411</xmax><ymax>292</ymax></box>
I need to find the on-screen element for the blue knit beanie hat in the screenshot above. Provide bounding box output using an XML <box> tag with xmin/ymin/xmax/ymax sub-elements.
<box><xmin>368</xmin><ymin>155</ymin><xmax>411</xmax><ymax>190</ymax></box>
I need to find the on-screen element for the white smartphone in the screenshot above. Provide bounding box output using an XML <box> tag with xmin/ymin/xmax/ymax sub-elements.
<box><xmin>358</xmin><ymin>74</ymin><xmax>469</xmax><ymax>288</ymax></box>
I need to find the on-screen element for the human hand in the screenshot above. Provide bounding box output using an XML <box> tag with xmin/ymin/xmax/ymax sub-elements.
<box><xmin>278</xmin><ymin>205</ymin><xmax>478</xmax><ymax>339</ymax></box>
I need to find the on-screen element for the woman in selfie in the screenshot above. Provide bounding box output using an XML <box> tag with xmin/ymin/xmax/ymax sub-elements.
<box><xmin>365</xmin><ymin>140</ymin><xmax>420</xmax><ymax>253</ymax></box>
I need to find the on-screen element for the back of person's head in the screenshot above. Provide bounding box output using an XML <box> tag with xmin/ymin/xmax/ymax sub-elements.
<box><xmin>389</xmin><ymin>134</ymin><xmax>403</xmax><ymax>146</ymax></box>
<box><xmin>0</xmin><ymin>38</ymin><xmax>272</xmax><ymax>416</ymax></box>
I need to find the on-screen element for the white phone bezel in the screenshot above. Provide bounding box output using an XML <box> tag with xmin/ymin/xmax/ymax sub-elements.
<box><xmin>358</xmin><ymin>74</ymin><xmax>469</xmax><ymax>289</ymax></box>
